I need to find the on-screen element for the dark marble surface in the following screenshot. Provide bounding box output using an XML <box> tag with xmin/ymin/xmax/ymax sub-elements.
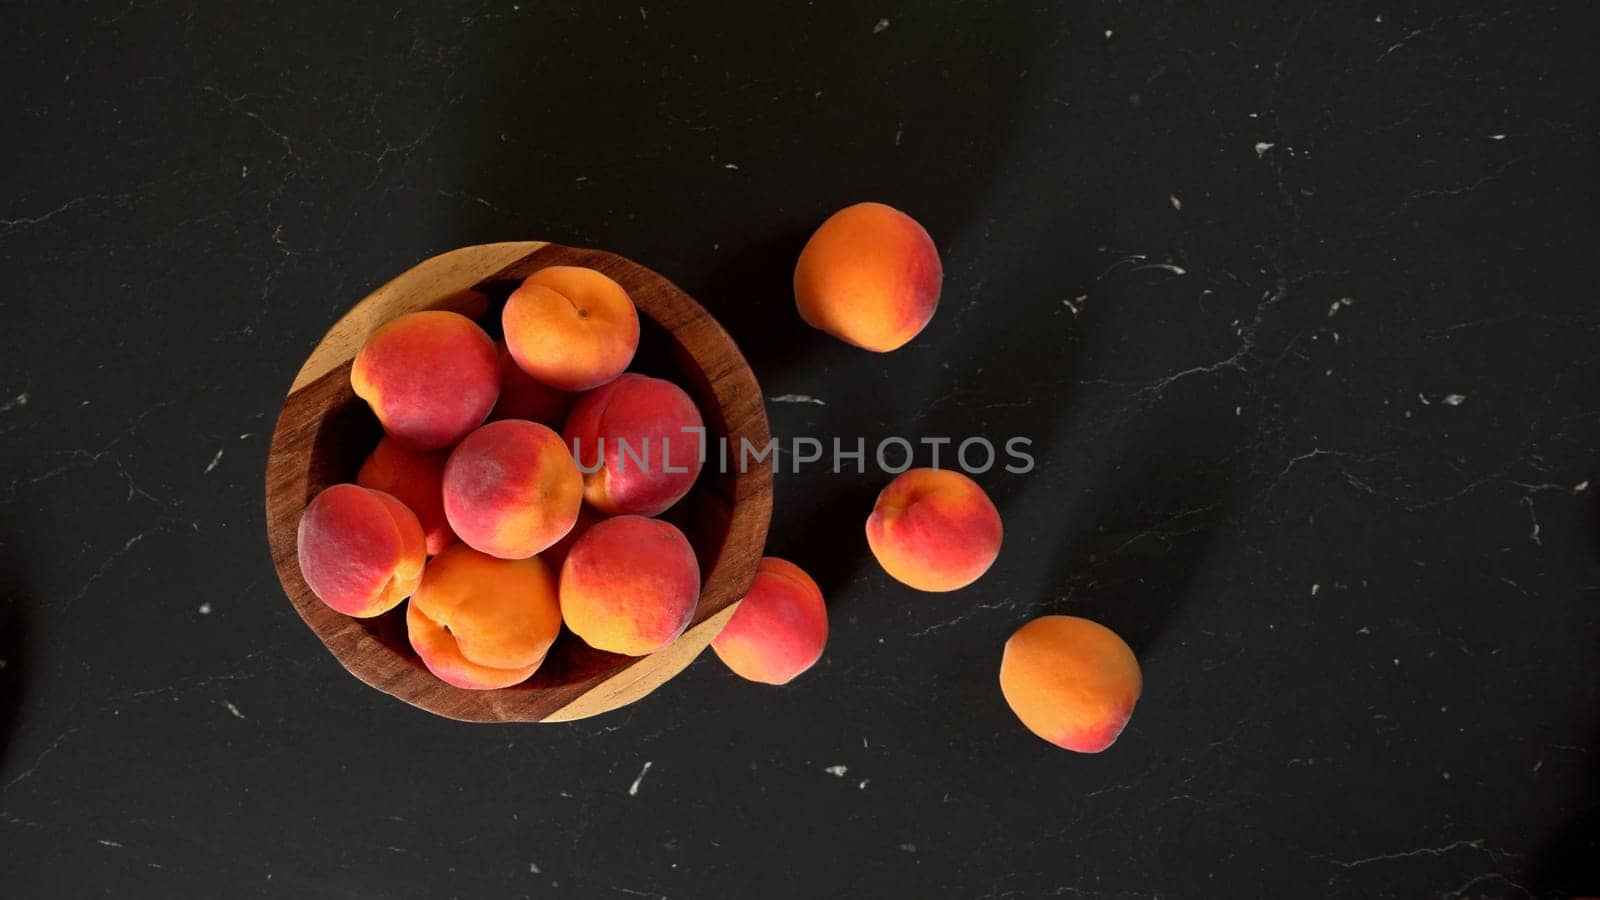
<box><xmin>3</xmin><ymin>1</ymin><xmax>1598</xmax><ymax>897</ymax></box>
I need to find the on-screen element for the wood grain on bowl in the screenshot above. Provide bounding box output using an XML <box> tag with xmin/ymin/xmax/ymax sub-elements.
<box><xmin>264</xmin><ymin>242</ymin><xmax>772</xmax><ymax>722</ymax></box>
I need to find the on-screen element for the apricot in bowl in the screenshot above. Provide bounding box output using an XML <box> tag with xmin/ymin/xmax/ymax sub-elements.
<box><xmin>265</xmin><ymin>242</ymin><xmax>772</xmax><ymax>722</ymax></box>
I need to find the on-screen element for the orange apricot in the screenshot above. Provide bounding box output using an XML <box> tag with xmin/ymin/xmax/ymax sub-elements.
<box><xmin>406</xmin><ymin>544</ymin><xmax>562</xmax><ymax>690</ymax></box>
<box><xmin>502</xmin><ymin>266</ymin><xmax>639</xmax><ymax>391</ymax></box>
<box><xmin>999</xmin><ymin>615</ymin><xmax>1142</xmax><ymax>752</ymax></box>
<box><xmin>794</xmin><ymin>202</ymin><xmax>942</xmax><ymax>352</ymax></box>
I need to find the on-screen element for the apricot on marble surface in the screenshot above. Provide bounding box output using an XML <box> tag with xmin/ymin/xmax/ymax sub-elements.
<box><xmin>1000</xmin><ymin>615</ymin><xmax>1142</xmax><ymax>753</ymax></box>
<box><xmin>794</xmin><ymin>202</ymin><xmax>942</xmax><ymax>352</ymax></box>
<box><xmin>866</xmin><ymin>468</ymin><xmax>1002</xmax><ymax>592</ymax></box>
<box><xmin>711</xmin><ymin>557</ymin><xmax>828</xmax><ymax>685</ymax></box>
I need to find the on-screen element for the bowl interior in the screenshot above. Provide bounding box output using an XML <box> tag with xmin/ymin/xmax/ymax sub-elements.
<box><xmin>267</xmin><ymin>243</ymin><xmax>771</xmax><ymax>722</ymax></box>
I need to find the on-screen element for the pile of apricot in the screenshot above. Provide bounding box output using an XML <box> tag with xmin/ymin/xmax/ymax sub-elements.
<box><xmin>297</xmin><ymin>263</ymin><xmax>826</xmax><ymax>689</ymax></box>
<box><xmin>298</xmin><ymin>203</ymin><xmax>1143</xmax><ymax>752</ymax></box>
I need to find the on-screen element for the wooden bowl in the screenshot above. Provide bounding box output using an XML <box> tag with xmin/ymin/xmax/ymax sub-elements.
<box><xmin>264</xmin><ymin>242</ymin><xmax>772</xmax><ymax>722</ymax></box>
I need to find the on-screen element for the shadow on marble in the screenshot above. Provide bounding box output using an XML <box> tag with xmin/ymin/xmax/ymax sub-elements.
<box><xmin>1530</xmin><ymin>716</ymin><xmax>1600</xmax><ymax>893</ymax></box>
<box><xmin>444</xmin><ymin>3</ymin><xmax>1053</xmax><ymax>597</ymax></box>
<box><xmin>0</xmin><ymin>519</ymin><xmax>29</xmax><ymax>773</ymax></box>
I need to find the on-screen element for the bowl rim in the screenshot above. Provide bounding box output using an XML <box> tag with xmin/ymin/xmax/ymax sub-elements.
<box><xmin>263</xmin><ymin>241</ymin><xmax>772</xmax><ymax>722</ymax></box>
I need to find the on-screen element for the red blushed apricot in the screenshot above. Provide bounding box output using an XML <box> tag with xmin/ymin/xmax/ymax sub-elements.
<box><xmin>1000</xmin><ymin>616</ymin><xmax>1142</xmax><ymax>753</ymax></box>
<box><xmin>296</xmin><ymin>484</ymin><xmax>426</xmax><ymax>617</ymax></box>
<box><xmin>502</xmin><ymin>266</ymin><xmax>640</xmax><ymax>391</ymax></box>
<box><xmin>442</xmin><ymin>420</ymin><xmax>583</xmax><ymax>559</ymax></box>
<box><xmin>865</xmin><ymin>468</ymin><xmax>1002</xmax><ymax>592</ymax></box>
<box><xmin>406</xmin><ymin>544</ymin><xmax>562</xmax><ymax>690</ymax></box>
<box><xmin>563</xmin><ymin>374</ymin><xmax>705</xmax><ymax>516</ymax></box>
<box><xmin>488</xmin><ymin>339</ymin><xmax>575</xmax><ymax>426</ymax></box>
<box><xmin>794</xmin><ymin>202</ymin><xmax>942</xmax><ymax>352</ymax></box>
<box><xmin>559</xmin><ymin>515</ymin><xmax>700</xmax><ymax>656</ymax></box>
<box><xmin>351</xmin><ymin>311</ymin><xmax>499</xmax><ymax>451</ymax></box>
<box><xmin>711</xmin><ymin>558</ymin><xmax>828</xmax><ymax>685</ymax></box>
<box><xmin>357</xmin><ymin>437</ymin><xmax>455</xmax><ymax>556</ymax></box>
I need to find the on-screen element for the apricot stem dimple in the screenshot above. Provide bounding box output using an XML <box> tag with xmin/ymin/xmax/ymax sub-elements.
<box><xmin>502</xmin><ymin>266</ymin><xmax>639</xmax><ymax>391</ymax></box>
<box><xmin>555</xmin><ymin>288</ymin><xmax>588</xmax><ymax>319</ymax></box>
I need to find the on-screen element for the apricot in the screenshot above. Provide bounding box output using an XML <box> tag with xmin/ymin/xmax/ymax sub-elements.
<box><xmin>488</xmin><ymin>339</ymin><xmax>575</xmax><ymax>426</ymax></box>
<box><xmin>356</xmin><ymin>437</ymin><xmax>455</xmax><ymax>556</ymax></box>
<box><xmin>502</xmin><ymin>265</ymin><xmax>640</xmax><ymax>391</ymax></box>
<box><xmin>351</xmin><ymin>310</ymin><xmax>499</xmax><ymax>451</ymax></box>
<box><xmin>406</xmin><ymin>544</ymin><xmax>562</xmax><ymax>690</ymax></box>
<box><xmin>865</xmin><ymin>468</ymin><xmax>1002</xmax><ymax>592</ymax></box>
<box><xmin>1000</xmin><ymin>616</ymin><xmax>1142</xmax><ymax>752</ymax></box>
<box><xmin>711</xmin><ymin>558</ymin><xmax>827</xmax><ymax>685</ymax></box>
<box><xmin>560</xmin><ymin>515</ymin><xmax>700</xmax><ymax>656</ymax></box>
<box><xmin>442</xmin><ymin>420</ymin><xmax>583</xmax><ymax>559</ymax></box>
<box><xmin>563</xmin><ymin>373</ymin><xmax>704</xmax><ymax>516</ymax></box>
<box><xmin>793</xmin><ymin>202</ymin><xmax>942</xmax><ymax>352</ymax></box>
<box><xmin>296</xmin><ymin>483</ymin><xmax>426</xmax><ymax>617</ymax></box>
